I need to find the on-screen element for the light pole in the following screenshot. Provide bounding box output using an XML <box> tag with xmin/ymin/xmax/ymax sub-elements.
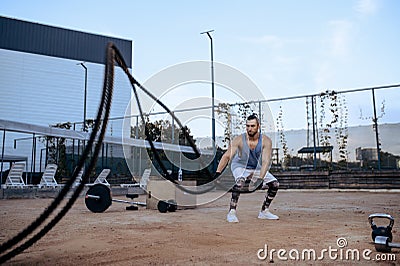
<box><xmin>371</xmin><ymin>88</ymin><xmax>381</xmax><ymax>170</ymax></box>
<box><xmin>201</xmin><ymin>29</ymin><xmax>216</xmax><ymax>172</ymax></box>
<box><xmin>78</xmin><ymin>62</ymin><xmax>88</xmax><ymax>132</ymax></box>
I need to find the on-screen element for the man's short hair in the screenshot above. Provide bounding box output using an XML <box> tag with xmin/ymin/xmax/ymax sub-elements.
<box><xmin>246</xmin><ymin>113</ymin><xmax>259</xmax><ymax>124</ymax></box>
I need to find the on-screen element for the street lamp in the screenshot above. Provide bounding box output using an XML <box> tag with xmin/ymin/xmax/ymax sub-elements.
<box><xmin>200</xmin><ymin>30</ymin><xmax>216</xmax><ymax>172</ymax></box>
<box><xmin>78</xmin><ymin>62</ymin><xmax>88</xmax><ymax>132</ymax></box>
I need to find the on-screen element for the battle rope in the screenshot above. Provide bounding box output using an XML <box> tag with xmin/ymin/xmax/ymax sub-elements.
<box><xmin>112</xmin><ymin>43</ymin><xmax>263</xmax><ymax>195</ymax></box>
<box><xmin>111</xmin><ymin>45</ymin><xmax>223</xmax><ymax>195</ymax></box>
<box><xmin>0</xmin><ymin>42</ymin><xmax>262</xmax><ymax>263</ymax></box>
<box><xmin>112</xmin><ymin>47</ymin><xmax>265</xmax><ymax>195</ymax></box>
<box><xmin>0</xmin><ymin>43</ymin><xmax>115</xmax><ymax>263</ymax></box>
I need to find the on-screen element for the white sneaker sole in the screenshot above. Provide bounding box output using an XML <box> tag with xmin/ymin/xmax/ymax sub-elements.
<box><xmin>258</xmin><ymin>216</ymin><xmax>279</xmax><ymax>220</ymax></box>
<box><xmin>258</xmin><ymin>214</ymin><xmax>279</xmax><ymax>220</ymax></box>
<box><xmin>227</xmin><ymin>217</ymin><xmax>239</xmax><ymax>223</ymax></box>
<box><xmin>227</xmin><ymin>214</ymin><xmax>239</xmax><ymax>223</ymax></box>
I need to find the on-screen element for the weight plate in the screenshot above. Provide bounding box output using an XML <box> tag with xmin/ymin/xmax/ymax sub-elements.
<box><xmin>374</xmin><ymin>236</ymin><xmax>392</xmax><ymax>253</ymax></box>
<box><xmin>167</xmin><ymin>199</ymin><xmax>177</xmax><ymax>212</ymax></box>
<box><xmin>85</xmin><ymin>184</ymin><xmax>112</xmax><ymax>213</ymax></box>
<box><xmin>157</xmin><ymin>200</ymin><xmax>169</xmax><ymax>213</ymax></box>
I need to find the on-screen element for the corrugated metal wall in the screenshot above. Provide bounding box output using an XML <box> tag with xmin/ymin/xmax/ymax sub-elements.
<box><xmin>0</xmin><ymin>15</ymin><xmax>133</xmax><ymax>130</ymax></box>
<box><xmin>0</xmin><ymin>15</ymin><xmax>134</xmax><ymax>174</ymax></box>
<box><xmin>0</xmin><ymin>49</ymin><xmax>131</xmax><ymax>131</ymax></box>
<box><xmin>0</xmin><ymin>16</ymin><xmax>132</xmax><ymax>67</ymax></box>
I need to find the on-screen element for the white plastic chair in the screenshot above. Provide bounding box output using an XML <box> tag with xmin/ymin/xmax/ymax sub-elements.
<box><xmin>5</xmin><ymin>161</ymin><xmax>26</xmax><ymax>188</ymax></box>
<box><xmin>139</xmin><ymin>168</ymin><xmax>151</xmax><ymax>189</ymax></box>
<box><xmin>39</xmin><ymin>164</ymin><xmax>58</xmax><ymax>188</ymax></box>
<box><xmin>72</xmin><ymin>168</ymin><xmax>84</xmax><ymax>187</ymax></box>
<box><xmin>89</xmin><ymin>169</ymin><xmax>111</xmax><ymax>187</ymax></box>
<box><xmin>120</xmin><ymin>168</ymin><xmax>150</xmax><ymax>188</ymax></box>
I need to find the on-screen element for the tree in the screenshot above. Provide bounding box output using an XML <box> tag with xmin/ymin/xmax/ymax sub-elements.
<box><xmin>131</xmin><ymin>118</ymin><xmax>196</xmax><ymax>145</ymax></box>
<box><xmin>39</xmin><ymin>122</ymin><xmax>72</xmax><ymax>179</ymax></box>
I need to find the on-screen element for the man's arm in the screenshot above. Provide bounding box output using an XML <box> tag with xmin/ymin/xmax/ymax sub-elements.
<box><xmin>216</xmin><ymin>136</ymin><xmax>240</xmax><ymax>173</ymax></box>
<box><xmin>259</xmin><ymin>135</ymin><xmax>272</xmax><ymax>179</ymax></box>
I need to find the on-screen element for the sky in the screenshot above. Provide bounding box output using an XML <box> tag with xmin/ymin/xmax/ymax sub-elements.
<box><xmin>1</xmin><ymin>0</ymin><xmax>400</xmax><ymax>135</ymax></box>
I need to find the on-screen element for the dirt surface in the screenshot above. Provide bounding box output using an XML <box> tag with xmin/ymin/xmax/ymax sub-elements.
<box><xmin>0</xmin><ymin>190</ymin><xmax>399</xmax><ymax>265</ymax></box>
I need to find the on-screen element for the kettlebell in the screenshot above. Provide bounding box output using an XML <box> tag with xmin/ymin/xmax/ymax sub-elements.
<box><xmin>368</xmin><ymin>213</ymin><xmax>394</xmax><ymax>242</ymax></box>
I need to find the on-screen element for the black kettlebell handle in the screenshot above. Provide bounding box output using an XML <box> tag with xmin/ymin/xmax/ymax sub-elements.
<box><xmin>368</xmin><ymin>213</ymin><xmax>394</xmax><ymax>230</ymax></box>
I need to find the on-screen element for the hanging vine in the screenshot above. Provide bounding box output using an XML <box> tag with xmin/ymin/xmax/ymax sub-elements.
<box><xmin>359</xmin><ymin>98</ymin><xmax>385</xmax><ymax>163</ymax></box>
<box><xmin>327</xmin><ymin>91</ymin><xmax>338</xmax><ymax>162</ymax></box>
<box><xmin>305</xmin><ymin>96</ymin><xmax>311</xmax><ymax>147</ymax></box>
<box><xmin>318</xmin><ymin>90</ymin><xmax>349</xmax><ymax>162</ymax></box>
<box><xmin>216</xmin><ymin>103</ymin><xmax>233</xmax><ymax>149</ymax></box>
<box><xmin>318</xmin><ymin>91</ymin><xmax>330</xmax><ymax>147</ymax></box>
<box><xmin>359</xmin><ymin>99</ymin><xmax>386</xmax><ymax>125</ymax></box>
<box><xmin>237</xmin><ymin>103</ymin><xmax>253</xmax><ymax>130</ymax></box>
<box><xmin>336</xmin><ymin>94</ymin><xmax>349</xmax><ymax>162</ymax></box>
<box><xmin>276</xmin><ymin>103</ymin><xmax>288</xmax><ymax>159</ymax></box>
<box><xmin>328</xmin><ymin>91</ymin><xmax>339</xmax><ymax>127</ymax></box>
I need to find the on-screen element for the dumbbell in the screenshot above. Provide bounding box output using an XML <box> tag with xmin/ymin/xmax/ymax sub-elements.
<box><xmin>374</xmin><ymin>236</ymin><xmax>400</xmax><ymax>253</ymax></box>
<box><xmin>85</xmin><ymin>184</ymin><xmax>146</xmax><ymax>213</ymax></box>
<box><xmin>157</xmin><ymin>199</ymin><xmax>178</xmax><ymax>213</ymax></box>
<box><xmin>85</xmin><ymin>184</ymin><xmax>178</xmax><ymax>213</ymax></box>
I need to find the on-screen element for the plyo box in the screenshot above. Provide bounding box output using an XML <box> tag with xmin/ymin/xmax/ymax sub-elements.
<box><xmin>146</xmin><ymin>180</ymin><xmax>196</xmax><ymax>210</ymax></box>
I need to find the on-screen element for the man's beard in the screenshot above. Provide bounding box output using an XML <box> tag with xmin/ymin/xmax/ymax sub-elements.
<box><xmin>247</xmin><ymin>131</ymin><xmax>256</xmax><ymax>137</ymax></box>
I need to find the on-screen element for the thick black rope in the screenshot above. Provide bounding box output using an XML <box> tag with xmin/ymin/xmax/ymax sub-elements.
<box><xmin>111</xmin><ymin>47</ymin><xmax>220</xmax><ymax>195</ymax></box>
<box><xmin>0</xmin><ymin>42</ymin><xmax>261</xmax><ymax>263</ymax></box>
<box><xmin>112</xmin><ymin>44</ymin><xmax>263</xmax><ymax>195</ymax></box>
<box><xmin>0</xmin><ymin>43</ymin><xmax>115</xmax><ymax>263</ymax></box>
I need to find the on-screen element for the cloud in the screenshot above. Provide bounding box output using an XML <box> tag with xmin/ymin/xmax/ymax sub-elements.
<box><xmin>313</xmin><ymin>20</ymin><xmax>354</xmax><ymax>88</ymax></box>
<box><xmin>354</xmin><ymin>0</ymin><xmax>378</xmax><ymax>16</ymax></box>
<box><xmin>328</xmin><ymin>20</ymin><xmax>353</xmax><ymax>57</ymax></box>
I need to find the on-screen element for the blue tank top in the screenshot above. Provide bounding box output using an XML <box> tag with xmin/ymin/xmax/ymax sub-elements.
<box><xmin>231</xmin><ymin>133</ymin><xmax>262</xmax><ymax>170</ymax></box>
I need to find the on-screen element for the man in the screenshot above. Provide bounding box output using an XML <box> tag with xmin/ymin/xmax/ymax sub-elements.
<box><xmin>215</xmin><ymin>114</ymin><xmax>279</xmax><ymax>223</ymax></box>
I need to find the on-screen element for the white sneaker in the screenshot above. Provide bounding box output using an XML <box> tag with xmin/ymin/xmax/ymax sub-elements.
<box><xmin>258</xmin><ymin>209</ymin><xmax>279</xmax><ymax>220</ymax></box>
<box><xmin>227</xmin><ymin>209</ymin><xmax>239</xmax><ymax>223</ymax></box>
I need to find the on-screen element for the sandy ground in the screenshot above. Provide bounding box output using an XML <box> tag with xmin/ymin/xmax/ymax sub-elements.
<box><xmin>0</xmin><ymin>190</ymin><xmax>399</xmax><ymax>265</ymax></box>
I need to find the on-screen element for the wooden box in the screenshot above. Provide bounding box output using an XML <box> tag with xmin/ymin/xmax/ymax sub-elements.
<box><xmin>146</xmin><ymin>180</ymin><xmax>196</xmax><ymax>210</ymax></box>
